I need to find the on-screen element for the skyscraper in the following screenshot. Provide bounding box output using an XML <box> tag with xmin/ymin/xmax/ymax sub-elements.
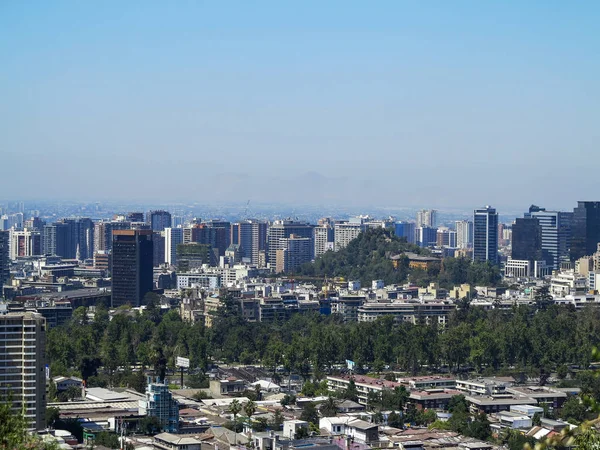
<box><xmin>233</xmin><ymin>220</ymin><xmax>267</xmax><ymax>265</ymax></box>
<box><xmin>147</xmin><ymin>210</ymin><xmax>172</xmax><ymax>232</ymax></box>
<box><xmin>525</xmin><ymin>205</ymin><xmax>573</xmax><ymax>269</ymax></box>
<box><xmin>42</xmin><ymin>218</ymin><xmax>94</xmax><ymax>260</ymax></box>
<box><xmin>571</xmin><ymin>202</ymin><xmax>600</xmax><ymax>261</ymax></box>
<box><xmin>314</xmin><ymin>224</ymin><xmax>334</xmax><ymax>257</ymax></box>
<box><xmin>0</xmin><ymin>231</ymin><xmax>9</xmax><ymax>296</ymax></box>
<box><xmin>0</xmin><ymin>311</ymin><xmax>47</xmax><ymax>430</ymax></box>
<box><xmin>394</xmin><ymin>221</ymin><xmax>416</xmax><ymax>245</ymax></box>
<box><xmin>455</xmin><ymin>220</ymin><xmax>473</xmax><ymax>249</ymax></box>
<box><xmin>126</xmin><ymin>212</ymin><xmax>144</xmax><ymax>222</ymax></box>
<box><xmin>164</xmin><ymin>227</ymin><xmax>183</xmax><ymax>266</ymax></box>
<box><xmin>416</xmin><ymin>209</ymin><xmax>437</xmax><ymax>228</ymax></box>
<box><xmin>275</xmin><ymin>235</ymin><xmax>313</xmax><ymax>273</ymax></box>
<box><xmin>111</xmin><ymin>230</ymin><xmax>154</xmax><ymax>308</ymax></box>
<box><xmin>473</xmin><ymin>206</ymin><xmax>498</xmax><ymax>263</ymax></box>
<box><xmin>511</xmin><ymin>217</ymin><xmax>543</xmax><ymax>263</ymax></box>
<box><xmin>94</xmin><ymin>220</ymin><xmax>131</xmax><ymax>252</ymax></box>
<box><xmin>416</xmin><ymin>226</ymin><xmax>437</xmax><ymax>248</ymax></box>
<box><xmin>268</xmin><ymin>220</ymin><xmax>313</xmax><ymax>265</ymax></box>
<box><xmin>9</xmin><ymin>228</ymin><xmax>41</xmax><ymax>259</ymax></box>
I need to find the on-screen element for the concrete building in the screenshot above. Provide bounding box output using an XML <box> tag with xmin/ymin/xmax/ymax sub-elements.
<box><xmin>164</xmin><ymin>227</ymin><xmax>183</xmax><ymax>266</ymax></box>
<box><xmin>571</xmin><ymin>202</ymin><xmax>600</xmax><ymax>261</ymax></box>
<box><xmin>473</xmin><ymin>206</ymin><xmax>498</xmax><ymax>263</ymax></box>
<box><xmin>147</xmin><ymin>210</ymin><xmax>172</xmax><ymax>232</ymax></box>
<box><xmin>395</xmin><ymin>221</ymin><xmax>416</xmax><ymax>245</ymax></box>
<box><xmin>275</xmin><ymin>235</ymin><xmax>313</xmax><ymax>273</ymax></box>
<box><xmin>416</xmin><ymin>209</ymin><xmax>437</xmax><ymax>228</ymax></box>
<box><xmin>139</xmin><ymin>379</ymin><xmax>179</xmax><ymax>433</ymax></box>
<box><xmin>327</xmin><ymin>375</ymin><xmax>400</xmax><ymax>406</ymax></box>
<box><xmin>111</xmin><ymin>230</ymin><xmax>154</xmax><ymax>308</ymax></box>
<box><xmin>232</xmin><ymin>220</ymin><xmax>267</xmax><ymax>266</ymax></box>
<box><xmin>455</xmin><ymin>220</ymin><xmax>473</xmax><ymax>249</ymax></box>
<box><xmin>314</xmin><ymin>224</ymin><xmax>334</xmax><ymax>258</ymax></box>
<box><xmin>0</xmin><ymin>231</ymin><xmax>10</xmax><ymax>295</ymax></box>
<box><xmin>93</xmin><ymin>220</ymin><xmax>130</xmax><ymax>252</ymax></box>
<box><xmin>511</xmin><ymin>218</ymin><xmax>544</xmax><ymax>263</ymax></box>
<box><xmin>9</xmin><ymin>228</ymin><xmax>41</xmax><ymax>260</ymax></box>
<box><xmin>0</xmin><ymin>311</ymin><xmax>47</xmax><ymax>430</ymax></box>
<box><xmin>416</xmin><ymin>226</ymin><xmax>437</xmax><ymax>248</ymax></box>
<box><xmin>334</xmin><ymin>221</ymin><xmax>364</xmax><ymax>251</ymax></box>
<box><xmin>268</xmin><ymin>220</ymin><xmax>313</xmax><ymax>265</ymax></box>
<box><xmin>154</xmin><ymin>433</ymin><xmax>202</xmax><ymax>450</ymax></box>
<box><xmin>526</xmin><ymin>206</ymin><xmax>573</xmax><ymax>270</ymax></box>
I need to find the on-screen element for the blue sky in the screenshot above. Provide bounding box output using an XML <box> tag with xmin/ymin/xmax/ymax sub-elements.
<box><xmin>1</xmin><ymin>1</ymin><xmax>598</xmax><ymax>211</ymax></box>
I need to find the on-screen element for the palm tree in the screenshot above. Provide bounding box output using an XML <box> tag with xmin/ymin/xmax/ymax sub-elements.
<box><xmin>320</xmin><ymin>396</ymin><xmax>338</xmax><ymax>417</ymax></box>
<box><xmin>230</xmin><ymin>399</ymin><xmax>242</xmax><ymax>445</ymax></box>
<box><xmin>244</xmin><ymin>399</ymin><xmax>257</xmax><ymax>428</ymax></box>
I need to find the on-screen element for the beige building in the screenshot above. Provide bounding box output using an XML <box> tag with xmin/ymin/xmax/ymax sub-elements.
<box><xmin>0</xmin><ymin>311</ymin><xmax>47</xmax><ymax>430</ymax></box>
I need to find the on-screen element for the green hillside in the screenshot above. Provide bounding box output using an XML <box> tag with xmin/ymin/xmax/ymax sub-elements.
<box><xmin>294</xmin><ymin>228</ymin><xmax>501</xmax><ymax>287</ymax></box>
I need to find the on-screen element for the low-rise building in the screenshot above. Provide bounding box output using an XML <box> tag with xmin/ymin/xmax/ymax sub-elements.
<box><xmin>154</xmin><ymin>432</ymin><xmax>202</xmax><ymax>450</ymax></box>
<box><xmin>327</xmin><ymin>375</ymin><xmax>400</xmax><ymax>406</ymax></box>
<box><xmin>209</xmin><ymin>378</ymin><xmax>247</xmax><ymax>396</ymax></box>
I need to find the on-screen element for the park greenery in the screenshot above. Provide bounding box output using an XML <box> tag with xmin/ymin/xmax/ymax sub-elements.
<box><xmin>295</xmin><ymin>228</ymin><xmax>501</xmax><ymax>287</ymax></box>
<box><xmin>48</xmin><ymin>291</ymin><xmax>600</xmax><ymax>393</ymax></box>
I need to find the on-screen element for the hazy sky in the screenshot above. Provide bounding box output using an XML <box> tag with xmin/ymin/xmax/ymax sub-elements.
<box><xmin>1</xmin><ymin>1</ymin><xmax>598</xmax><ymax>211</ymax></box>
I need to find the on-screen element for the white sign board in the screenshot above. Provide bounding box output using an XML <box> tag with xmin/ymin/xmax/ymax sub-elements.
<box><xmin>176</xmin><ymin>356</ymin><xmax>190</xmax><ymax>368</ymax></box>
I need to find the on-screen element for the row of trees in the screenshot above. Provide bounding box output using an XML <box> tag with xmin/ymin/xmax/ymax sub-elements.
<box><xmin>48</xmin><ymin>296</ymin><xmax>600</xmax><ymax>393</ymax></box>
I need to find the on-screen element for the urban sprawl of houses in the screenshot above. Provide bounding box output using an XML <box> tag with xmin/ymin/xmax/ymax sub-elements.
<box><xmin>1</xmin><ymin>201</ymin><xmax>600</xmax><ymax>449</ymax></box>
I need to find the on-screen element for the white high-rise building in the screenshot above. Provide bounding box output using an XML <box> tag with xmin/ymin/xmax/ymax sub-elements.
<box><xmin>416</xmin><ymin>209</ymin><xmax>437</xmax><ymax>228</ymax></box>
<box><xmin>164</xmin><ymin>227</ymin><xmax>183</xmax><ymax>266</ymax></box>
<box><xmin>455</xmin><ymin>220</ymin><xmax>474</xmax><ymax>249</ymax></box>
<box><xmin>0</xmin><ymin>311</ymin><xmax>47</xmax><ymax>430</ymax></box>
<box><xmin>334</xmin><ymin>218</ymin><xmax>367</xmax><ymax>251</ymax></box>
<box><xmin>9</xmin><ymin>228</ymin><xmax>42</xmax><ymax>260</ymax></box>
<box><xmin>314</xmin><ymin>225</ymin><xmax>334</xmax><ymax>257</ymax></box>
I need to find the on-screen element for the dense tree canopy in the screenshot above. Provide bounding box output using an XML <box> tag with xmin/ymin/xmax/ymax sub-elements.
<box><xmin>47</xmin><ymin>295</ymin><xmax>600</xmax><ymax>385</ymax></box>
<box><xmin>294</xmin><ymin>228</ymin><xmax>501</xmax><ymax>287</ymax></box>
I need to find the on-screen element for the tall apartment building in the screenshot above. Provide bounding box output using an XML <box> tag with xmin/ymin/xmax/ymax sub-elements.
<box><xmin>275</xmin><ymin>235</ymin><xmax>313</xmax><ymax>273</ymax></box>
<box><xmin>267</xmin><ymin>220</ymin><xmax>313</xmax><ymax>265</ymax></box>
<box><xmin>111</xmin><ymin>230</ymin><xmax>154</xmax><ymax>308</ymax></box>
<box><xmin>436</xmin><ymin>228</ymin><xmax>457</xmax><ymax>248</ymax></box>
<box><xmin>334</xmin><ymin>218</ymin><xmax>366</xmax><ymax>251</ymax></box>
<box><xmin>42</xmin><ymin>218</ymin><xmax>94</xmax><ymax>260</ymax></box>
<box><xmin>147</xmin><ymin>210</ymin><xmax>172</xmax><ymax>232</ymax></box>
<box><xmin>9</xmin><ymin>228</ymin><xmax>41</xmax><ymax>259</ymax></box>
<box><xmin>126</xmin><ymin>212</ymin><xmax>144</xmax><ymax>222</ymax></box>
<box><xmin>571</xmin><ymin>202</ymin><xmax>600</xmax><ymax>261</ymax></box>
<box><xmin>314</xmin><ymin>224</ymin><xmax>334</xmax><ymax>257</ymax></box>
<box><xmin>416</xmin><ymin>209</ymin><xmax>437</xmax><ymax>228</ymax></box>
<box><xmin>525</xmin><ymin>205</ymin><xmax>573</xmax><ymax>269</ymax></box>
<box><xmin>473</xmin><ymin>206</ymin><xmax>498</xmax><ymax>263</ymax></box>
<box><xmin>152</xmin><ymin>232</ymin><xmax>166</xmax><ymax>266</ymax></box>
<box><xmin>231</xmin><ymin>220</ymin><xmax>267</xmax><ymax>266</ymax></box>
<box><xmin>455</xmin><ymin>220</ymin><xmax>473</xmax><ymax>249</ymax></box>
<box><xmin>0</xmin><ymin>311</ymin><xmax>47</xmax><ymax>430</ymax></box>
<box><xmin>416</xmin><ymin>226</ymin><xmax>437</xmax><ymax>248</ymax></box>
<box><xmin>138</xmin><ymin>380</ymin><xmax>179</xmax><ymax>433</ymax></box>
<box><xmin>23</xmin><ymin>217</ymin><xmax>45</xmax><ymax>230</ymax></box>
<box><xmin>0</xmin><ymin>231</ymin><xmax>9</xmax><ymax>295</ymax></box>
<box><xmin>94</xmin><ymin>220</ymin><xmax>131</xmax><ymax>252</ymax></box>
<box><xmin>164</xmin><ymin>227</ymin><xmax>183</xmax><ymax>266</ymax></box>
<box><xmin>394</xmin><ymin>221</ymin><xmax>416</xmax><ymax>245</ymax></box>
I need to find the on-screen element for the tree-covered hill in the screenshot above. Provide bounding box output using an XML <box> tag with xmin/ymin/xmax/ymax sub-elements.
<box><xmin>295</xmin><ymin>228</ymin><xmax>422</xmax><ymax>285</ymax></box>
<box><xmin>294</xmin><ymin>228</ymin><xmax>501</xmax><ymax>287</ymax></box>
